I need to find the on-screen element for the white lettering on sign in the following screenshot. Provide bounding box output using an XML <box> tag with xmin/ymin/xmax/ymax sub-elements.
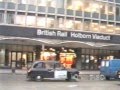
<box><xmin>37</xmin><ymin>29</ymin><xmax>111</xmax><ymax>41</ymax></box>
<box><xmin>57</xmin><ymin>31</ymin><xmax>68</xmax><ymax>37</ymax></box>
<box><xmin>92</xmin><ymin>34</ymin><xmax>111</xmax><ymax>40</ymax></box>
<box><xmin>37</xmin><ymin>29</ymin><xmax>56</xmax><ymax>36</ymax></box>
<box><xmin>71</xmin><ymin>32</ymin><xmax>91</xmax><ymax>39</ymax></box>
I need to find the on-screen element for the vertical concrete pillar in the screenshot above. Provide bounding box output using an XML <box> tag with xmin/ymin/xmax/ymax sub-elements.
<box><xmin>35</xmin><ymin>45</ymin><xmax>42</xmax><ymax>60</ymax></box>
<box><xmin>55</xmin><ymin>48</ymin><xmax>60</xmax><ymax>61</ymax></box>
<box><xmin>5</xmin><ymin>49</ymin><xmax>9</xmax><ymax>66</ymax></box>
<box><xmin>75</xmin><ymin>48</ymin><xmax>82</xmax><ymax>70</ymax></box>
<box><xmin>114</xmin><ymin>50</ymin><xmax>120</xmax><ymax>59</ymax></box>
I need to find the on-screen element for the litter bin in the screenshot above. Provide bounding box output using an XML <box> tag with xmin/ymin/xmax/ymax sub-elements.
<box><xmin>11</xmin><ymin>61</ymin><xmax>16</xmax><ymax>73</ymax></box>
<box><xmin>12</xmin><ymin>67</ymin><xmax>16</xmax><ymax>73</ymax></box>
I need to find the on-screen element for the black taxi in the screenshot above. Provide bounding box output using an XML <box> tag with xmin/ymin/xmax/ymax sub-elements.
<box><xmin>27</xmin><ymin>61</ymin><xmax>80</xmax><ymax>81</ymax></box>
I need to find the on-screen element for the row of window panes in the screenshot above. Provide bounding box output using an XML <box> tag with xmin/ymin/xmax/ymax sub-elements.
<box><xmin>0</xmin><ymin>0</ymin><xmax>116</xmax><ymax>15</ymax></box>
<box><xmin>1</xmin><ymin>13</ymin><xmax>120</xmax><ymax>34</ymax></box>
<box><xmin>81</xmin><ymin>48</ymin><xmax>118</xmax><ymax>55</ymax></box>
<box><xmin>80</xmin><ymin>54</ymin><xmax>115</xmax><ymax>70</ymax></box>
<box><xmin>0</xmin><ymin>0</ymin><xmax>65</xmax><ymax>8</ymax></box>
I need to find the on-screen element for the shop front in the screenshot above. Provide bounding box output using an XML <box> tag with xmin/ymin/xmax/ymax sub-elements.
<box><xmin>0</xmin><ymin>43</ymin><xmax>119</xmax><ymax>70</ymax></box>
<box><xmin>40</xmin><ymin>47</ymin><xmax>76</xmax><ymax>69</ymax></box>
<box><xmin>0</xmin><ymin>44</ymin><xmax>35</xmax><ymax>69</ymax></box>
<box><xmin>10</xmin><ymin>51</ymin><xmax>34</xmax><ymax>69</ymax></box>
<box><xmin>0</xmin><ymin>25</ymin><xmax>120</xmax><ymax>70</ymax></box>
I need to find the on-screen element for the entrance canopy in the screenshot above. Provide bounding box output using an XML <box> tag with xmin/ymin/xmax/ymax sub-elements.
<box><xmin>0</xmin><ymin>36</ymin><xmax>120</xmax><ymax>50</ymax></box>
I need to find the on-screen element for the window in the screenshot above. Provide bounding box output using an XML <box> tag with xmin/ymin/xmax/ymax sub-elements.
<box><xmin>46</xmin><ymin>17</ymin><xmax>55</xmax><ymax>28</ymax></box>
<box><xmin>85</xmin><ymin>55</ymin><xmax>90</xmax><ymax>63</ymax></box>
<box><xmin>67</xmin><ymin>0</ymin><xmax>72</xmax><ymax>10</ymax></box>
<box><xmin>15</xmin><ymin>15</ymin><xmax>26</xmax><ymax>25</ymax></box>
<box><xmin>7</xmin><ymin>0</ymin><xmax>18</xmax><ymax>3</ymax></box>
<box><xmin>0</xmin><ymin>0</ymin><xmax>5</xmax><ymax>1</ymax></box>
<box><xmin>33</xmin><ymin>62</ymin><xmax>43</xmax><ymax>68</ymax></box>
<box><xmin>106</xmin><ymin>24</ymin><xmax>114</xmax><ymax>33</ymax></box>
<box><xmin>67</xmin><ymin>0</ymin><xmax>83</xmax><ymax>11</ymax></box>
<box><xmin>26</xmin><ymin>15</ymin><xmax>36</xmax><ymax>26</ymax></box>
<box><xmin>116</xmin><ymin>7</ymin><xmax>120</xmax><ymax>16</ymax></box>
<box><xmin>100</xmin><ymin>3</ymin><xmax>108</xmax><ymax>14</ymax></box>
<box><xmin>55</xmin><ymin>63</ymin><xmax>63</xmax><ymax>69</ymax></box>
<box><xmin>0</xmin><ymin>12</ymin><xmax>4</xmax><ymax>23</ymax></box>
<box><xmin>106</xmin><ymin>61</ymin><xmax>109</xmax><ymax>67</ymax></box>
<box><xmin>57</xmin><ymin>17</ymin><xmax>65</xmax><ymax>29</ymax></box>
<box><xmin>27</xmin><ymin>0</ymin><xmax>37</xmax><ymax>5</ymax></box>
<box><xmin>0</xmin><ymin>49</ymin><xmax>5</xmax><ymax>67</ymax></box>
<box><xmin>65</xmin><ymin>19</ymin><xmax>74</xmax><ymax>29</ymax></box>
<box><xmin>81</xmin><ymin>49</ymin><xmax>86</xmax><ymax>54</ymax></box>
<box><xmin>37</xmin><ymin>16</ymin><xmax>46</xmax><ymax>27</ymax></box>
<box><xmin>6</xmin><ymin>13</ymin><xmax>14</xmax><ymax>24</ymax></box>
<box><xmin>47</xmin><ymin>0</ymin><xmax>56</xmax><ymax>8</ymax></box>
<box><xmin>83</xmin><ymin>1</ymin><xmax>91</xmax><ymax>12</ymax></box>
<box><xmin>18</xmin><ymin>0</ymin><xmax>27</xmax><ymax>4</ymax></box>
<box><xmin>88</xmin><ymin>1</ymin><xmax>100</xmax><ymax>13</ymax></box>
<box><xmin>45</xmin><ymin>62</ymin><xmax>54</xmax><ymax>69</ymax></box>
<box><xmin>115</xmin><ymin>26</ymin><xmax>120</xmax><ymax>34</ymax></box>
<box><xmin>83</xmin><ymin>20</ymin><xmax>91</xmax><ymax>31</ymax></box>
<box><xmin>90</xmin><ymin>22</ymin><xmax>99</xmax><ymax>32</ymax></box>
<box><xmin>100</xmin><ymin>23</ymin><xmax>107</xmax><ymax>33</ymax></box>
<box><xmin>101</xmin><ymin>61</ymin><xmax>105</xmax><ymax>66</ymax></box>
<box><xmin>108</xmin><ymin>4</ymin><xmax>114</xmax><ymax>15</ymax></box>
<box><xmin>74</xmin><ymin>20</ymin><xmax>82</xmax><ymax>30</ymax></box>
<box><xmin>38</xmin><ymin>0</ymin><xmax>47</xmax><ymax>6</ymax></box>
<box><xmin>56</xmin><ymin>0</ymin><xmax>64</xmax><ymax>8</ymax></box>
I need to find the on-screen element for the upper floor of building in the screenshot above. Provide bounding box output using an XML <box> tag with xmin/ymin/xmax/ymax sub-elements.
<box><xmin>0</xmin><ymin>0</ymin><xmax>120</xmax><ymax>20</ymax></box>
<box><xmin>0</xmin><ymin>0</ymin><xmax>120</xmax><ymax>35</ymax></box>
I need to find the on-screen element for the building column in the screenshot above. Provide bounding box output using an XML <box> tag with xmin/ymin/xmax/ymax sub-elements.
<box><xmin>114</xmin><ymin>50</ymin><xmax>120</xmax><ymax>59</ymax></box>
<box><xmin>5</xmin><ymin>49</ymin><xmax>9</xmax><ymax>66</ymax></box>
<box><xmin>55</xmin><ymin>48</ymin><xmax>60</xmax><ymax>61</ymax></box>
<box><xmin>75</xmin><ymin>48</ymin><xmax>82</xmax><ymax>70</ymax></box>
<box><xmin>35</xmin><ymin>45</ymin><xmax>42</xmax><ymax>60</ymax></box>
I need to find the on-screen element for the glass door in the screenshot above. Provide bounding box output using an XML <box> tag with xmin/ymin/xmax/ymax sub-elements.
<box><xmin>16</xmin><ymin>52</ymin><xmax>22</xmax><ymax>69</ymax></box>
<box><xmin>10</xmin><ymin>51</ymin><xmax>34</xmax><ymax>69</ymax></box>
<box><xmin>11</xmin><ymin>52</ymin><xmax>17</xmax><ymax>68</ymax></box>
<box><xmin>27</xmin><ymin>52</ymin><xmax>33</xmax><ymax>69</ymax></box>
<box><xmin>21</xmin><ymin>53</ymin><xmax>27</xmax><ymax>68</ymax></box>
<box><xmin>11</xmin><ymin>52</ymin><xmax>23</xmax><ymax>69</ymax></box>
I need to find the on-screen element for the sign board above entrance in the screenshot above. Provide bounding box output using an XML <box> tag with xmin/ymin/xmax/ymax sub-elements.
<box><xmin>37</xmin><ymin>29</ymin><xmax>111</xmax><ymax>41</ymax></box>
<box><xmin>1</xmin><ymin>25</ymin><xmax>120</xmax><ymax>44</ymax></box>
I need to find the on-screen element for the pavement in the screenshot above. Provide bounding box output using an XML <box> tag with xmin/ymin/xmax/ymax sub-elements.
<box><xmin>0</xmin><ymin>69</ymin><xmax>100</xmax><ymax>75</ymax></box>
<box><xmin>0</xmin><ymin>74</ymin><xmax>120</xmax><ymax>90</ymax></box>
<box><xmin>0</xmin><ymin>69</ymin><xmax>27</xmax><ymax>74</ymax></box>
<box><xmin>0</xmin><ymin>69</ymin><xmax>103</xmax><ymax>80</ymax></box>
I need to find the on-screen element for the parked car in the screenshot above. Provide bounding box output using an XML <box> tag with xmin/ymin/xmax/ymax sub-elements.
<box><xmin>27</xmin><ymin>61</ymin><xmax>80</xmax><ymax>81</ymax></box>
<box><xmin>100</xmin><ymin>59</ymin><xmax>120</xmax><ymax>80</ymax></box>
<box><xmin>116</xmin><ymin>70</ymin><xmax>120</xmax><ymax>79</ymax></box>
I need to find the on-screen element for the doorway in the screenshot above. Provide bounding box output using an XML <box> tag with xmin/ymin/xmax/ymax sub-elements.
<box><xmin>10</xmin><ymin>51</ymin><xmax>34</xmax><ymax>69</ymax></box>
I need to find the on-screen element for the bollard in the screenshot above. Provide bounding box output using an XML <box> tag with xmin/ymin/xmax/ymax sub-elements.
<box><xmin>11</xmin><ymin>67</ymin><xmax>16</xmax><ymax>73</ymax></box>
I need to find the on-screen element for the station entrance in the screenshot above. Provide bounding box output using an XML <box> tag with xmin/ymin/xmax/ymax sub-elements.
<box><xmin>10</xmin><ymin>51</ymin><xmax>34</xmax><ymax>69</ymax></box>
<box><xmin>0</xmin><ymin>39</ymin><xmax>120</xmax><ymax>70</ymax></box>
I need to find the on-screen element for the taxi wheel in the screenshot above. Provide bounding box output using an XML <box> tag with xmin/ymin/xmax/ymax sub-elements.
<box><xmin>72</xmin><ymin>74</ymin><xmax>80</xmax><ymax>81</ymax></box>
<box><xmin>35</xmin><ymin>75</ymin><xmax>43</xmax><ymax>81</ymax></box>
<box><xmin>99</xmin><ymin>74</ymin><xmax>106</xmax><ymax>80</ymax></box>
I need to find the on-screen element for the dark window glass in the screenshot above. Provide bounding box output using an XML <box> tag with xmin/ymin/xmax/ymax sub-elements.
<box><xmin>116</xmin><ymin>7</ymin><xmax>120</xmax><ymax>16</ymax></box>
<box><xmin>0</xmin><ymin>12</ymin><xmax>4</xmax><ymax>23</ymax></box>
<box><xmin>33</xmin><ymin>62</ymin><xmax>43</xmax><ymax>68</ymax></box>
<box><xmin>7</xmin><ymin>13</ymin><xmax>14</xmax><ymax>24</ymax></box>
